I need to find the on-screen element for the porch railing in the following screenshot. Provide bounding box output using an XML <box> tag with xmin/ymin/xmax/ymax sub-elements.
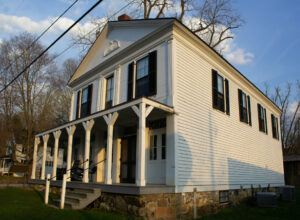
<box><xmin>44</xmin><ymin>158</ymin><xmax>106</xmax><ymax>209</ymax></box>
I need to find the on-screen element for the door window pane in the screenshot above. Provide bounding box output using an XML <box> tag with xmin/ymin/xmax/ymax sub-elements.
<box><xmin>150</xmin><ymin>135</ymin><xmax>157</xmax><ymax>160</ymax></box>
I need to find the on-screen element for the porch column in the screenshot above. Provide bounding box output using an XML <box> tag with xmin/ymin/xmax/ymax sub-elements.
<box><xmin>41</xmin><ymin>134</ymin><xmax>50</xmax><ymax>180</ymax></box>
<box><xmin>31</xmin><ymin>137</ymin><xmax>40</xmax><ymax>179</ymax></box>
<box><xmin>82</xmin><ymin>120</ymin><xmax>95</xmax><ymax>183</ymax></box>
<box><xmin>69</xmin><ymin>91</ymin><xmax>75</xmax><ymax>121</ymax></box>
<box><xmin>52</xmin><ymin>130</ymin><xmax>61</xmax><ymax>181</ymax></box>
<box><xmin>132</xmin><ymin>103</ymin><xmax>154</xmax><ymax>186</ymax></box>
<box><xmin>66</xmin><ymin>125</ymin><xmax>76</xmax><ymax>181</ymax></box>
<box><xmin>103</xmin><ymin>112</ymin><xmax>119</xmax><ymax>184</ymax></box>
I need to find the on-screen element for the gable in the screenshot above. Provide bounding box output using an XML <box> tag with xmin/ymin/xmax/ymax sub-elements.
<box><xmin>68</xmin><ymin>19</ymin><xmax>172</xmax><ymax>84</ymax></box>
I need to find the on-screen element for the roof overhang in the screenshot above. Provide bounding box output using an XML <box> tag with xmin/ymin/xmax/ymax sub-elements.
<box><xmin>35</xmin><ymin>97</ymin><xmax>174</xmax><ymax>137</ymax></box>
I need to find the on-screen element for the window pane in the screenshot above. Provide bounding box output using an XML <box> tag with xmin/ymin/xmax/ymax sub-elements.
<box><xmin>106</xmin><ymin>76</ymin><xmax>114</xmax><ymax>106</ymax></box>
<box><xmin>217</xmin><ymin>75</ymin><xmax>223</xmax><ymax>94</ymax></box>
<box><xmin>82</xmin><ymin>88</ymin><xmax>88</xmax><ymax>103</ymax></box>
<box><xmin>162</xmin><ymin>134</ymin><xmax>166</xmax><ymax>160</ymax></box>
<box><xmin>137</xmin><ymin>57</ymin><xmax>149</xmax><ymax>79</ymax></box>
<box><xmin>242</xmin><ymin>93</ymin><xmax>247</xmax><ymax>108</ymax></box>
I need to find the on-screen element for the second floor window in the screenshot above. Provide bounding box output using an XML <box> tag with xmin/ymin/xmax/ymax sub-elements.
<box><xmin>136</xmin><ymin>56</ymin><xmax>149</xmax><ymax>98</ymax></box>
<box><xmin>75</xmin><ymin>84</ymin><xmax>93</xmax><ymax>119</ymax></box>
<box><xmin>105</xmin><ymin>76</ymin><xmax>114</xmax><ymax>109</ymax></box>
<box><xmin>271</xmin><ymin>114</ymin><xmax>279</xmax><ymax>140</ymax></box>
<box><xmin>212</xmin><ymin>70</ymin><xmax>230</xmax><ymax>114</ymax></box>
<box><xmin>127</xmin><ymin>50</ymin><xmax>157</xmax><ymax>100</ymax></box>
<box><xmin>81</xmin><ymin>84</ymin><xmax>93</xmax><ymax>118</ymax></box>
<box><xmin>238</xmin><ymin>89</ymin><xmax>252</xmax><ymax>125</ymax></box>
<box><xmin>258</xmin><ymin>104</ymin><xmax>268</xmax><ymax>134</ymax></box>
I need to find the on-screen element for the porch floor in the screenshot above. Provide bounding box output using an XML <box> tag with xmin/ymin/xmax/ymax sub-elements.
<box><xmin>29</xmin><ymin>179</ymin><xmax>175</xmax><ymax>195</ymax></box>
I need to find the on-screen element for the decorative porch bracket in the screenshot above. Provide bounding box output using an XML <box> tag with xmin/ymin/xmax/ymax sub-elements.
<box><xmin>66</xmin><ymin>125</ymin><xmax>76</xmax><ymax>181</ymax></box>
<box><xmin>82</xmin><ymin>120</ymin><xmax>95</xmax><ymax>183</ymax></box>
<box><xmin>131</xmin><ymin>103</ymin><xmax>154</xmax><ymax>186</ymax></box>
<box><xmin>52</xmin><ymin>130</ymin><xmax>61</xmax><ymax>181</ymax></box>
<box><xmin>41</xmin><ymin>134</ymin><xmax>50</xmax><ymax>180</ymax></box>
<box><xmin>31</xmin><ymin>137</ymin><xmax>40</xmax><ymax>179</ymax></box>
<box><xmin>103</xmin><ymin>112</ymin><xmax>119</xmax><ymax>184</ymax></box>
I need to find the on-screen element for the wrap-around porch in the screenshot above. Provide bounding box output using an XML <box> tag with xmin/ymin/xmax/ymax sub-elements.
<box><xmin>30</xmin><ymin>97</ymin><xmax>174</xmax><ymax>188</ymax></box>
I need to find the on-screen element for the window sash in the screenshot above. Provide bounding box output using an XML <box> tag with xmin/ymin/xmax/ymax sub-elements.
<box><xmin>136</xmin><ymin>56</ymin><xmax>149</xmax><ymax>80</ymax></box>
<box><xmin>106</xmin><ymin>76</ymin><xmax>114</xmax><ymax>108</ymax></box>
<box><xmin>150</xmin><ymin>135</ymin><xmax>157</xmax><ymax>160</ymax></box>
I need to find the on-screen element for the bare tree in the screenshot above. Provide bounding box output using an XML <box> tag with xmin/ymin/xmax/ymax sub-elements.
<box><xmin>73</xmin><ymin>0</ymin><xmax>243</xmax><ymax>53</ymax></box>
<box><xmin>266</xmin><ymin>81</ymin><xmax>300</xmax><ymax>151</ymax></box>
<box><xmin>185</xmin><ymin>0</ymin><xmax>244</xmax><ymax>49</ymax></box>
<box><xmin>0</xmin><ymin>33</ymin><xmax>56</xmax><ymax>163</ymax></box>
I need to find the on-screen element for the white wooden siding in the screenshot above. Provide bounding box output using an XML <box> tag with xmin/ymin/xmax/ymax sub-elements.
<box><xmin>174</xmin><ymin>35</ymin><xmax>284</xmax><ymax>192</ymax></box>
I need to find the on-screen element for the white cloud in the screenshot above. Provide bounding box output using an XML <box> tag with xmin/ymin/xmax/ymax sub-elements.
<box><xmin>0</xmin><ymin>38</ymin><xmax>2</xmax><ymax>44</ymax></box>
<box><xmin>182</xmin><ymin>16</ymin><xmax>254</xmax><ymax>65</ymax></box>
<box><xmin>288</xmin><ymin>101</ymin><xmax>300</xmax><ymax>116</ymax></box>
<box><xmin>225</xmin><ymin>48</ymin><xmax>254</xmax><ymax>65</ymax></box>
<box><xmin>0</xmin><ymin>13</ymin><xmax>101</xmax><ymax>37</ymax></box>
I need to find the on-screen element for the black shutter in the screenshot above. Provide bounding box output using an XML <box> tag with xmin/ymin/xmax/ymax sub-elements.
<box><xmin>276</xmin><ymin>117</ymin><xmax>279</xmax><ymax>140</ymax></box>
<box><xmin>258</xmin><ymin>104</ymin><xmax>262</xmax><ymax>131</ymax></box>
<box><xmin>247</xmin><ymin>95</ymin><xmax>252</xmax><ymax>126</ymax></box>
<box><xmin>238</xmin><ymin>89</ymin><xmax>243</xmax><ymax>121</ymax></box>
<box><xmin>87</xmin><ymin>84</ymin><xmax>93</xmax><ymax>115</ymax></box>
<box><xmin>212</xmin><ymin>70</ymin><xmax>218</xmax><ymax>109</ymax></box>
<box><xmin>271</xmin><ymin>114</ymin><xmax>275</xmax><ymax>138</ymax></box>
<box><xmin>225</xmin><ymin>79</ymin><xmax>230</xmax><ymax>115</ymax></box>
<box><xmin>148</xmin><ymin>50</ymin><xmax>157</xmax><ymax>96</ymax></box>
<box><xmin>76</xmin><ymin>90</ymin><xmax>80</xmax><ymax>119</ymax></box>
<box><xmin>264</xmin><ymin>108</ymin><xmax>268</xmax><ymax>134</ymax></box>
<box><xmin>127</xmin><ymin>62</ymin><xmax>134</xmax><ymax>101</ymax></box>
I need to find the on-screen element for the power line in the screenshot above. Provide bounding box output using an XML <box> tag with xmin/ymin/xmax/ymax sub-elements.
<box><xmin>50</xmin><ymin>0</ymin><xmax>135</xmax><ymax>64</ymax></box>
<box><xmin>32</xmin><ymin>0</ymin><xmax>79</xmax><ymax>46</ymax></box>
<box><xmin>0</xmin><ymin>0</ymin><xmax>104</xmax><ymax>94</ymax></box>
<box><xmin>0</xmin><ymin>0</ymin><xmax>78</xmax><ymax>79</ymax></box>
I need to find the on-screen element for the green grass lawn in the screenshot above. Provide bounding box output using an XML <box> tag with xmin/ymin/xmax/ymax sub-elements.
<box><xmin>0</xmin><ymin>187</ymin><xmax>299</xmax><ymax>220</ymax></box>
<box><xmin>0</xmin><ymin>187</ymin><xmax>139</xmax><ymax>220</ymax></box>
<box><xmin>200</xmin><ymin>188</ymin><xmax>300</xmax><ymax>220</ymax></box>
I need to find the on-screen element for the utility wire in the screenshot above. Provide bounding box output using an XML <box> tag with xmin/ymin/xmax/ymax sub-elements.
<box><xmin>0</xmin><ymin>0</ymin><xmax>78</xmax><ymax>80</ymax></box>
<box><xmin>0</xmin><ymin>0</ymin><xmax>103</xmax><ymax>94</ymax></box>
<box><xmin>51</xmin><ymin>0</ymin><xmax>135</xmax><ymax>61</ymax></box>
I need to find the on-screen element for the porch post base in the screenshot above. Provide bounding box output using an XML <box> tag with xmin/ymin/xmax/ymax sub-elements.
<box><xmin>136</xmin><ymin>179</ymin><xmax>146</xmax><ymax>187</ymax></box>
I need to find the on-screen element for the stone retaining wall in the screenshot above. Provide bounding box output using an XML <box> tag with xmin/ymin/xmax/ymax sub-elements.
<box><xmin>31</xmin><ymin>183</ymin><xmax>276</xmax><ymax>220</ymax></box>
<box><xmin>91</xmin><ymin>186</ymin><xmax>276</xmax><ymax>220</ymax></box>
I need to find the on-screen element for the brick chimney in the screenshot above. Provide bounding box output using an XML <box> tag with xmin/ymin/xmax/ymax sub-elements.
<box><xmin>118</xmin><ymin>14</ymin><xmax>132</xmax><ymax>21</ymax></box>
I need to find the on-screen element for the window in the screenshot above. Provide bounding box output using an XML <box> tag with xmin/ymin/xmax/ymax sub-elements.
<box><xmin>258</xmin><ymin>104</ymin><xmax>268</xmax><ymax>134</ymax></box>
<box><xmin>150</xmin><ymin>135</ymin><xmax>157</xmax><ymax>160</ymax></box>
<box><xmin>271</xmin><ymin>114</ymin><xmax>279</xmax><ymax>140</ymax></box>
<box><xmin>212</xmin><ymin>70</ymin><xmax>230</xmax><ymax>114</ymax></box>
<box><xmin>238</xmin><ymin>89</ymin><xmax>252</xmax><ymax>125</ymax></box>
<box><xmin>219</xmin><ymin>191</ymin><xmax>229</xmax><ymax>203</ymax></box>
<box><xmin>136</xmin><ymin>56</ymin><xmax>149</xmax><ymax>98</ymax></box>
<box><xmin>162</xmin><ymin>133</ymin><xmax>166</xmax><ymax>160</ymax></box>
<box><xmin>127</xmin><ymin>51</ymin><xmax>157</xmax><ymax>100</ymax></box>
<box><xmin>77</xmin><ymin>84</ymin><xmax>93</xmax><ymax>118</ymax></box>
<box><xmin>105</xmin><ymin>76</ymin><xmax>114</xmax><ymax>109</ymax></box>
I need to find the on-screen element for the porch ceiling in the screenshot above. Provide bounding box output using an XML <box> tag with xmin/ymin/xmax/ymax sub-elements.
<box><xmin>35</xmin><ymin>97</ymin><xmax>174</xmax><ymax>137</ymax></box>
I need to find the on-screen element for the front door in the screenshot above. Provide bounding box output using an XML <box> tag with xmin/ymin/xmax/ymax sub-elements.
<box><xmin>147</xmin><ymin>128</ymin><xmax>166</xmax><ymax>184</ymax></box>
<box><xmin>120</xmin><ymin>135</ymin><xmax>136</xmax><ymax>183</ymax></box>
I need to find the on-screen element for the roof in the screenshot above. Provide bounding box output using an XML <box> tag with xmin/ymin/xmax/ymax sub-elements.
<box><xmin>67</xmin><ymin>17</ymin><xmax>281</xmax><ymax>113</ymax></box>
<box><xmin>284</xmin><ymin>155</ymin><xmax>300</xmax><ymax>162</ymax></box>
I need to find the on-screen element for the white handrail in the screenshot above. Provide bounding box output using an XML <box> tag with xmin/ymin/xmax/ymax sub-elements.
<box><xmin>60</xmin><ymin>174</ymin><xmax>67</xmax><ymax>209</ymax></box>
<box><xmin>44</xmin><ymin>174</ymin><xmax>51</xmax><ymax>204</ymax></box>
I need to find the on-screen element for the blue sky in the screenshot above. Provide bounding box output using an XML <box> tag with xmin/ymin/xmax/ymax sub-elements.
<box><xmin>0</xmin><ymin>0</ymin><xmax>299</xmax><ymax>96</ymax></box>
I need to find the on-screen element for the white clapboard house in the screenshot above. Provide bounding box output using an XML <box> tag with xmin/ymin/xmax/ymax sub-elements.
<box><xmin>30</xmin><ymin>15</ymin><xmax>284</xmax><ymax>214</ymax></box>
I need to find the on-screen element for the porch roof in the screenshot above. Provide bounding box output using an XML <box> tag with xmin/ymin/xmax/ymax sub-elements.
<box><xmin>35</xmin><ymin>97</ymin><xmax>174</xmax><ymax>137</ymax></box>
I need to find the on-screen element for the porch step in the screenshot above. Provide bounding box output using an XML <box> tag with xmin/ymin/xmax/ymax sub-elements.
<box><xmin>52</xmin><ymin>188</ymin><xmax>101</xmax><ymax>210</ymax></box>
